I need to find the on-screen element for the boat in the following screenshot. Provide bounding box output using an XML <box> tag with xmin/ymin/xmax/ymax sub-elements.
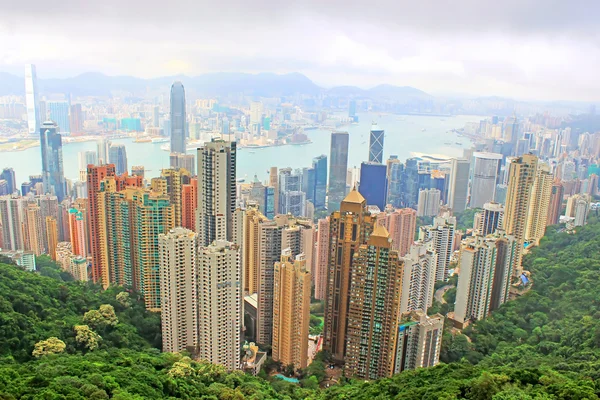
<box><xmin>160</xmin><ymin>144</ymin><xmax>170</xmax><ymax>151</ymax></box>
<box><xmin>151</xmin><ymin>137</ymin><xmax>169</xmax><ymax>143</ymax></box>
<box><xmin>134</xmin><ymin>137</ymin><xmax>152</xmax><ymax>143</ymax></box>
<box><xmin>455</xmin><ymin>142</ymin><xmax>462</xmax><ymax>145</ymax></box>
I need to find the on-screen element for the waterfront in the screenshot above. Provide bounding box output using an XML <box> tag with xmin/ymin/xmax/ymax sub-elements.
<box><xmin>0</xmin><ymin>113</ymin><xmax>482</xmax><ymax>185</ymax></box>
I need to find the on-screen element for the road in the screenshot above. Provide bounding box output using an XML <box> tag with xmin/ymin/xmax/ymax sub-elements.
<box><xmin>434</xmin><ymin>285</ymin><xmax>454</xmax><ymax>304</ymax></box>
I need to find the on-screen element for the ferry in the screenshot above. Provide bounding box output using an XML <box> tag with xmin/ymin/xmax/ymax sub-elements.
<box><xmin>160</xmin><ymin>144</ymin><xmax>170</xmax><ymax>151</ymax></box>
<box><xmin>134</xmin><ymin>137</ymin><xmax>152</xmax><ymax>143</ymax></box>
<box><xmin>151</xmin><ymin>137</ymin><xmax>169</xmax><ymax>143</ymax></box>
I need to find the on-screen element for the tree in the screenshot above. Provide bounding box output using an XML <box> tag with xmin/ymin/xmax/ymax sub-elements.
<box><xmin>116</xmin><ymin>292</ymin><xmax>131</xmax><ymax>308</ymax></box>
<box><xmin>32</xmin><ymin>337</ymin><xmax>66</xmax><ymax>357</ymax></box>
<box><xmin>74</xmin><ymin>325</ymin><xmax>101</xmax><ymax>351</ymax></box>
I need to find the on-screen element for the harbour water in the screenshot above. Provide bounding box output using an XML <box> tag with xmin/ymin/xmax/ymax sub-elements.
<box><xmin>0</xmin><ymin>113</ymin><xmax>482</xmax><ymax>185</ymax></box>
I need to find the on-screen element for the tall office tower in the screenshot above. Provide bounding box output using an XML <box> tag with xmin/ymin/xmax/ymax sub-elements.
<box><xmin>547</xmin><ymin>181</ymin><xmax>564</xmax><ymax>226</ymax></box>
<box><xmin>348</xmin><ymin>99</ymin><xmax>357</xmax><ymax>118</ymax></box>
<box><xmin>474</xmin><ymin>202</ymin><xmax>504</xmax><ymax>236</ymax></box>
<box><xmin>358</xmin><ymin>162</ymin><xmax>388</xmax><ymax>210</ymax></box>
<box><xmin>108</xmin><ymin>144</ymin><xmax>128</xmax><ymax>176</ymax></box>
<box><xmin>250</xmin><ymin>101</ymin><xmax>263</xmax><ymax>126</ymax></box>
<box><xmin>152</xmin><ymin>105</ymin><xmax>160</xmax><ymax>127</ymax></box>
<box><xmin>504</xmin><ymin>154</ymin><xmax>538</xmax><ymax>275</ymax></box>
<box><xmin>170</xmin><ymin>82</ymin><xmax>186</xmax><ymax>154</ymax></box>
<box><xmin>324</xmin><ymin>189</ymin><xmax>374</xmax><ymax>362</ymax></box>
<box><xmin>394</xmin><ymin>311</ymin><xmax>444</xmax><ymax>373</ymax></box>
<box><xmin>419</xmin><ymin>215</ymin><xmax>456</xmax><ymax>282</ymax></box>
<box><xmin>269</xmin><ymin>167</ymin><xmax>279</xmax><ymax>215</ymax></box>
<box><xmin>314</xmin><ymin>217</ymin><xmax>330</xmax><ymax>300</ymax></box>
<box><xmin>248</xmin><ymin>178</ymin><xmax>275</xmax><ymax>219</ymax></box>
<box><xmin>256</xmin><ymin>220</ymin><xmax>283</xmax><ymax>346</ymax></box>
<box><xmin>381</xmin><ymin>208</ymin><xmax>417</xmax><ymax>257</ymax></box>
<box><xmin>68</xmin><ymin>208</ymin><xmax>88</xmax><ymax>257</ymax></box>
<box><xmin>400</xmin><ymin>242</ymin><xmax>437</xmax><ymax>313</ymax></box>
<box><xmin>0</xmin><ymin>168</ymin><xmax>16</xmax><ymax>194</ymax></box>
<box><xmin>25</xmin><ymin>64</ymin><xmax>41</xmax><ymax>134</ymax></box>
<box><xmin>574</xmin><ymin>198</ymin><xmax>590</xmax><ymax>227</ymax></box>
<box><xmin>170</xmin><ymin>153</ymin><xmax>196</xmax><ymax>176</ymax></box>
<box><xmin>38</xmin><ymin>100</ymin><xmax>47</xmax><ymax>122</ymax></box>
<box><xmin>278</xmin><ymin>168</ymin><xmax>302</xmax><ymax>213</ymax></box>
<box><xmin>312</xmin><ymin>155</ymin><xmax>327</xmax><ymax>209</ymax></box>
<box><xmin>25</xmin><ymin>204</ymin><xmax>45</xmax><ymax>256</ymax></box>
<box><xmin>48</xmin><ymin>102</ymin><xmax>71</xmax><ymax>134</ymax></box>
<box><xmin>159</xmin><ymin>228</ymin><xmax>198</xmax><ymax>353</ymax></box>
<box><xmin>400</xmin><ymin>158</ymin><xmax>420</xmax><ymax>208</ymax></box>
<box><xmin>272</xmin><ymin>251</ymin><xmax>311</xmax><ymax>369</ymax></box>
<box><xmin>387</xmin><ymin>157</ymin><xmax>404</xmax><ymax>207</ymax></box>
<box><xmin>161</xmin><ymin>168</ymin><xmax>192</xmax><ymax>228</ymax></box>
<box><xmin>241</xmin><ymin>207</ymin><xmax>268</xmax><ymax>294</ymax></box>
<box><xmin>417</xmin><ymin>189</ymin><xmax>441</xmax><ymax>217</ymax></box>
<box><xmin>40</xmin><ymin>121</ymin><xmax>66</xmax><ymax>201</ymax></box>
<box><xmin>197</xmin><ymin>140</ymin><xmax>236</xmax><ymax>247</ymax></box>
<box><xmin>494</xmin><ymin>184</ymin><xmax>508</xmax><ymax>205</ymax></box>
<box><xmin>197</xmin><ymin>240</ymin><xmax>242</xmax><ymax>370</ymax></box>
<box><xmin>368</xmin><ymin>123</ymin><xmax>385</xmax><ymax>163</ymax></box>
<box><xmin>78</xmin><ymin>151</ymin><xmax>97</xmax><ymax>182</ymax></box>
<box><xmin>525</xmin><ymin>163</ymin><xmax>553</xmax><ymax>245</ymax></box>
<box><xmin>328</xmin><ymin>131</ymin><xmax>350</xmax><ymax>211</ymax></box>
<box><xmin>470</xmin><ymin>152</ymin><xmax>502</xmax><ymax>208</ymax></box>
<box><xmin>503</xmin><ymin>115</ymin><xmax>519</xmax><ymax>145</ymax></box>
<box><xmin>181</xmin><ymin>178</ymin><xmax>197</xmax><ymax>231</ymax></box>
<box><xmin>87</xmin><ymin>164</ymin><xmax>116</xmax><ymax>282</ymax></box>
<box><xmin>447</xmin><ymin>158</ymin><xmax>469</xmax><ymax>213</ymax></box>
<box><xmin>96</xmin><ymin>138</ymin><xmax>111</xmax><ymax>164</ymax></box>
<box><xmin>0</xmin><ymin>181</ymin><xmax>8</xmax><ymax>196</ymax></box>
<box><xmin>345</xmin><ymin>225</ymin><xmax>403</xmax><ymax>379</ymax></box>
<box><xmin>454</xmin><ymin>232</ymin><xmax>517</xmax><ymax>325</ymax></box>
<box><xmin>69</xmin><ymin>104</ymin><xmax>83</xmax><ymax>134</ymax></box>
<box><xmin>0</xmin><ymin>196</ymin><xmax>25</xmax><ymax>251</ymax></box>
<box><xmin>46</xmin><ymin>216</ymin><xmax>58</xmax><ymax>261</ymax></box>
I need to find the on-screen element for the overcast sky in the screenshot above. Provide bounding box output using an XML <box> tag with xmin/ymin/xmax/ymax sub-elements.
<box><xmin>0</xmin><ymin>0</ymin><xmax>598</xmax><ymax>101</ymax></box>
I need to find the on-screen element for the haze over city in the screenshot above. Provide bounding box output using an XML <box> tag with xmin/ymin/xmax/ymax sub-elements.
<box><xmin>1</xmin><ymin>0</ymin><xmax>600</xmax><ymax>101</ymax></box>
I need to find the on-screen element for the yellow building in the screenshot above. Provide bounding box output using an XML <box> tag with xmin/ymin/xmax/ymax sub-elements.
<box><xmin>272</xmin><ymin>249</ymin><xmax>311</xmax><ymax>369</ymax></box>
<box><xmin>25</xmin><ymin>204</ymin><xmax>44</xmax><ymax>256</ymax></box>
<box><xmin>161</xmin><ymin>168</ymin><xmax>192</xmax><ymax>228</ymax></box>
<box><xmin>525</xmin><ymin>163</ymin><xmax>553</xmax><ymax>245</ymax></box>
<box><xmin>45</xmin><ymin>216</ymin><xmax>59</xmax><ymax>261</ymax></box>
<box><xmin>242</xmin><ymin>206</ymin><xmax>268</xmax><ymax>294</ymax></box>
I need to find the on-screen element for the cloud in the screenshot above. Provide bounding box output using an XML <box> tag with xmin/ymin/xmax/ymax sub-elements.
<box><xmin>0</xmin><ymin>0</ymin><xmax>598</xmax><ymax>101</ymax></box>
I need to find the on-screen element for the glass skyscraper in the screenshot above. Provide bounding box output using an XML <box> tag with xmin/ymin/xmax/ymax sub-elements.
<box><xmin>39</xmin><ymin>121</ymin><xmax>66</xmax><ymax>201</ymax></box>
<box><xmin>25</xmin><ymin>64</ymin><xmax>40</xmax><ymax>134</ymax></box>
<box><xmin>328</xmin><ymin>131</ymin><xmax>349</xmax><ymax>211</ymax></box>
<box><xmin>312</xmin><ymin>155</ymin><xmax>327</xmax><ymax>210</ymax></box>
<box><xmin>109</xmin><ymin>144</ymin><xmax>128</xmax><ymax>176</ymax></box>
<box><xmin>48</xmin><ymin>102</ymin><xmax>71</xmax><ymax>134</ymax></box>
<box><xmin>358</xmin><ymin>162</ymin><xmax>388</xmax><ymax>210</ymax></box>
<box><xmin>170</xmin><ymin>82</ymin><xmax>186</xmax><ymax>154</ymax></box>
<box><xmin>368</xmin><ymin>124</ymin><xmax>385</xmax><ymax>163</ymax></box>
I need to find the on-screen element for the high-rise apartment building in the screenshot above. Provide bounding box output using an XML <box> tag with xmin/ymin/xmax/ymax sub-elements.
<box><xmin>78</xmin><ymin>151</ymin><xmax>98</xmax><ymax>183</ymax></box>
<box><xmin>546</xmin><ymin>181</ymin><xmax>564</xmax><ymax>226</ymax></box>
<box><xmin>272</xmin><ymin>251</ymin><xmax>311</xmax><ymax>369</ymax></box>
<box><xmin>240</xmin><ymin>206</ymin><xmax>268</xmax><ymax>294</ymax></box>
<box><xmin>181</xmin><ymin>178</ymin><xmax>197</xmax><ymax>231</ymax></box>
<box><xmin>381</xmin><ymin>207</ymin><xmax>417</xmax><ymax>257</ymax></box>
<box><xmin>394</xmin><ymin>311</ymin><xmax>444</xmax><ymax>373</ymax></box>
<box><xmin>504</xmin><ymin>154</ymin><xmax>538</xmax><ymax>275</ymax></box>
<box><xmin>454</xmin><ymin>232</ymin><xmax>517</xmax><ymax>325</ymax></box>
<box><xmin>68</xmin><ymin>208</ymin><xmax>88</xmax><ymax>258</ymax></box>
<box><xmin>470</xmin><ymin>152</ymin><xmax>503</xmax><ymax>208</ymax></box>
<box><xmin>447</xmin><ymin>159</ymin><xmax>470</xmax><ymax>213</ymax></box>
<box><xmin>324</xmin><ymin>189</ymin><xmax>374</xmax><ymax>362</ymax></box>
<box><xmin>368</xmin><ymin>124</ymin><xmax>385</xmax><ymax>163</ymax></box>
<box><xmin>108</xmin><ymin>144</ymin><xmax>128</xmax><ymax>176</ymax></box>
<box><xmin>197</xmin><ymin>240</ymin><xmax>242</xmax><ymax>370</ymax></box>
<box><xmin>25</xmin><ymin>204</ymin><xmax>45</xmax><ymax>256</ymax></box>
<box><xmin>328</xmin><ymin>132</ymin><xmax>349</xmax><ymax>211</ymax></box>
<box><xmin>161</xmin><ymin>168</ymin><xmax>192</xmax><ymax>228</ymax></box>
<box><xmin>25</xmin><ymin>64</ymin><xmax>41</xmax><ymax>134</ymax></box>
<box><xmin>345</xmin><ymin>225</ymin><xmax>403</xmax><ymax>379</ymax></box>
<box><xmin>46</xmin><ymin>216</ymin><xmax>58</xmax><ymax>261</ymax></box>
<box><xmin>400</xmin><ymin>242</ymin><xmax>437</xmax><ymax>313</ymax></box>
<box><xmin>525</xmin><ymin>163</ymin><xmax>553</xmax><ymax>244</ymax></box>
<box><xmin>269</xmin><ymin>167</ymin><xmax>279</xmax><ymax>215</ymax></box>
<box><xmin>48</xmin><ymin>102</ymin><xmax>70</xmax><ymax>134</ymax></box>
<box><xmin>0</xmin><ymin>196</ymin><xmax>25</xmax><ymax>251</ymax></box>
<box><xmin>419</xmin><ymin>215</ymin><xmax>456</xmax><ymax>281</ymax></box>
<box><xmin>40</xmin><ymin>121</ymin><xmax>66</xmax><ymax>201</ymax></box>
<box><xmin>417</xmin><ymin>188</ymin><xmax>441</xmax><ymax>217</ymax></box>
<box><xmin>474</xmin><ymin>202</ymin><xmax>504</xmax><ymax>236</ymax></box>
<box><xmin>358</xmin><ymin>162</ymin><xmax>388</xmax><ymax>210</ymax></box>
<box><xmin>314</xmin><ymin>217</ymin><xmax>330</xmax><ymax>300</ymax></box>
<box><xmin>197</xmin><ymin>140</ymin><xmax>236</xmax><ymax>247</ymax></box>
<box><xmin>170</xmin><ymin>82</ymin><xmax>186</xmax><ymax>154</ymax></box>
<box><xmin>170</xmin><ymin>153</ymin><xmax>196</xmax><ymax>176</ymax></box>
<box><xmin>159</xmin><ymin>228</ymin><xmax>198</xmax><ymax>353</ymax></box>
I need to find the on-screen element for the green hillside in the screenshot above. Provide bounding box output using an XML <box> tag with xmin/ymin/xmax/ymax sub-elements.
<box><xmin>0</xmin><ymin>219</ymin><xmax>599</xmax><ymax>399</ymax></box>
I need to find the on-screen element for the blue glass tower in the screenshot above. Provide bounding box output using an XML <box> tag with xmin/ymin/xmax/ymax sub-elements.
<box><xmin>359</xmin><ymin>162</ymin><xmax>388</xmax><ymax>210</ymax></box>
<box><xmin>39</xmin><ymin>121</ymin><xmax>66</xmax><ymax>201</ymax></box>
<box><xmin>368</xmin><ymin>124</ymin><xmax>385</xmax><ymax>163</ymax></box>
<box><xmin>48</xmin><ymin>102</ymin><xmax>70</xmax><ymax>134</ymax></box>
<box><xmin>313</xmin><ymin>154</ymin><xmax>327</xmax><ymax>210</ymax></box>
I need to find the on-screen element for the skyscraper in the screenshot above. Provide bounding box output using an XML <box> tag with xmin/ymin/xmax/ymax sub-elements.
<box><xmin>447</xmin><ymin>158</ymin><xmax>470</xmax><ymax>213</ymax></box>
<box><xmin>197</xmin><ymin>140</ymin><xmax>236</xmax><ymax>247</ymax></box>
<box><xmin>170</xmin><ymin>82</ymin><xmax>186</xmax><ymax>154</ymax></box>
<box><xmin>328</xmin><ymin>132</ymin><xmax>349</xmax><ymax>211</ymax></box>
<box><xmin>419</xmin><ymin>215</ymin><xmax>456</xmax><ymax>282</ymax></box>
<box><xmin>394</xmin><ymin>311</ymin><xmax>444</xmax><ymax>373</ymax></box>
<box><xmin>181</xmin><ymin>178</ymin><xmax>197</xmax><ymax>231</ymax></box>
<box><xmin>400</xmin><ymin>242</ymin><xmax>437</xmax><ymax>313</ymax></box>
<box><xmin>108</xmin><ymin>144</ymin><xmax>128</xmax><ymax>176</ymax></box>
<box><xmin>197</xmin><ymin>240</ymin><xmax>242</xmax><ymax>370</ymax></box>
<box><xmin>417</xmin><ymin>188</ymin><xmax>441</xmax><ymax>217</ymax></box>
<box><xmin>324</xmin><ymin>188</ymin><xmax>374</xmax><ymax>362</ymax></box>
<box><xmin>159</xmin><ymin>228</ymin><xmax>198</xmax><ymax>353</ymax></box>
<box><xmin>386</xmin><ymin>156</ymin><xmax>403</xmax><ymax>207</ymax></box>
<box><xmin>68</xmin><ymin>208</ymin><xmax>88</xmax><ymax>258</ymax></box>
<box><xmin>474</xmin><ymin>202</ymin><xmax>504</xmax><ymax>237</ymax></box>
<box><xmin>368</xmin><ymin>123</ymin><xmax>385</xmax><ymax>163</ymax></box>
<box><xmin>161</xmin><ymin>168</ymin><xmax>192</xmax><ymax>228</ymax></box>
<box><xmin>382</xmin><ymin>208</ymin><xmax>417</xmax><ymax>257</ymax></box>
<box><xmin>78</xmin><ymin>151</ymin><xmax>98</xmax><ymax>183</ymax></box>
<box><xmin>314</xmin><ymin>217</ymin><xmax>330</xmax><ymax>300</ymax></box>
<box><xmin>358</xmin><ymin>162</ymin><xmax>388</xmax><ymax>210</ymax></box>
<box><xmin>25</xmin><ymin>64</ymin><xmax>40</xmax><ymax>134</ymax></box>
<box><xmin>96</xmin><ymin>138</ymin><xmax>111</xmax><ymax>164</ymax></box>
<box><xmin>40</xmin><ymin>121</ymin><xmax>66</xmax><ymax>201</ymax></box>
<box><xmin>48</xmin><ymin>102</ymin><xmax>71</xmax><ymax>134</ymax></box>
<box><xmin>547</xmin><ymin>181</ymin><xmax>564</xmax><ymax>226</ymax></box>
<box><xmin>312</xmin><ymin>155</ymin><xmax>327</xmax><ymax>209</ymax></box>
<box><xmin>454</xmin><ymin>232</ymin><xmax>517</xmax><ymax>326</ymax></box>
<box><xmin>470</xmin><ymin>152</ymin><xmax>503</xmax><ymax>209</ymax></box>
<box><xmin>25</xmin><ymin>204</ymin><xmax>45</xmax><ymax>256</ymax></box>
<box><xmin>46</xmin><ymin>216</ymin><xmax>58</xmax><ymax>261</ymax></box>
<box><xmin>525</xmin><ymin>163</ymin><xmax>553</xmax><ymax>245</ymax></box>
<box><xmin>269</xmin><ymin>167</ymin><xmax>279</xmax><ymax>215</ymax></box>
<box><xmin>0</xmin><ymin>196</ymin><xmax>25</xmax><ymax>251</ymax></box>
<box><xmin>272</xmin><ymin>250</ymin><xmax>311</xmax><ymax>370</ymax></box>
<box><xmin>278</xmin><ymin>168</ymin><xmax>305</xmax><ymax>217</ymax></box>
<box><xmin>504</xmin><ymin>154</ymin><xmax>538</xmax><ymax>275</ymax></box>
<box><xmin>170</xmin><ymin>153</ymin><xmax>196</xmax><ymax>176</ymax></box>
<box><xmin>345</xmin><ymin>225</ymin><xmax>403</xmax><ymax>379</ymax></box>
<box><xmin>0</xmin><ymin>168</ymin><xmax>16</xmax><ymax>195</ymax></box>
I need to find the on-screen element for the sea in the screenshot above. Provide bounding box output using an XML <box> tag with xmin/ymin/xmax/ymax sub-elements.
<box><xmin>0</xmin><ymin>113</ymin><xmax>483</xmax><ymax>186</ymax></box>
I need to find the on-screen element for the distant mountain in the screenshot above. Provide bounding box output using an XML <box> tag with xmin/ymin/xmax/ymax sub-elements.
<box><xmin>0</xmin><ymin>71</ymin><xmax>429</xmax><ymax>100</ymax></box>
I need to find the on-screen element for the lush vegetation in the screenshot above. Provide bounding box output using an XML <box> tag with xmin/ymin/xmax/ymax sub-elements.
<box><xmin>1</xmin><ymin>220</ymin><xmax>600</xmax><ymax>398</ymax></box>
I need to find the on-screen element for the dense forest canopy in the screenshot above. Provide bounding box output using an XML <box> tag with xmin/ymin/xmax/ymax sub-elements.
<box><xmin>1</xmin><ymin>219</ymin><xmax>600</xmax><ymax>399</ymax></box>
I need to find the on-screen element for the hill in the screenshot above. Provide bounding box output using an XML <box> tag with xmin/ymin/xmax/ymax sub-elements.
<box><xmin>1</xmin><ymin>218</ymin><xmax>600</xmax><ymax>398</ymax></box>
